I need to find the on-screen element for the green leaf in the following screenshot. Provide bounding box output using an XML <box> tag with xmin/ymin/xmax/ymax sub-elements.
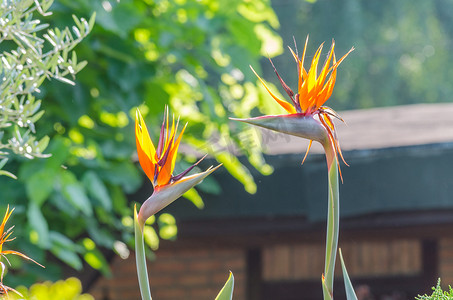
<box><xmin>49</xmin><ymin>231</ymin><xmax>83</xmax><ymax>270</ymax></box>
<box><xmin>215</xmin><ymin>272</ymin><xmax>234</xmax><ymax>300</ymax></box>
<box><xmin>26</xmin><ymin>169</ymin><xmax>55</xmax><ymax>206</ymax></box>
<box><xmin>143</xmin><ymin>225</ymin><xmax>159</xmax><ymax>250</ymax></box>
<box><xmin>339</xmin><ymin>249</ymin><xmax>358</xmax><ymax>300</ymax></box>
<box><xmin>35</xmin><ymin>135</ymin><xmax>50</xmax><ymax>153</ymax></box>
<box><xmin>158</xmin><ymin>213</ymin><xmax>178</xmax><ymax>240</ymax></box>
<box><xmin>82</xmin><ymin>171</ymin><xmax>112</xmax><ymax>211</ymax></box>
<box><xmin>111</xmin><ymin>184</ymin><xmax>128</xmax><ymax>213</ymax></box>
<box><xmin>0</xmin><ymin>169</ymin><xmax>17</xmax><ymax>179</ymax></box>
<box><xmin>182</xmin><ymin>188</ymin><xmax>204</xmax><ymax>209</ymax></box>
<box><xmin>51</xmin><ymin>244</ymin><xmax>83</xmax><ymax>270</ymax></box>
<box><xmin>27</xmin><ymin>202</ymin><xmax>50</xmax><ymax>249</ymax></box>
<box><xmin>29</xmin><ymin>110</ymin><xmax>45</xmax><ymax>124</ymax></box>
<box><xmin>97</xmin><ymin>161</ymin><xmax>141</xmax><ymax>193</ymax></box>
<box><xmin>83</xmin><ymin>249</ymin><xmax>111</xmax><ymax>277</ymax></box>
<box><xmin>50</xmin><ymin>231</ymin><xmax>82</xmax><ymax>251</ymax></box>
<box><xmin>88</xmin><ymin>12</ymin><xmax>97</xmax><ymax>30</ymax></box>
<box><xmin>0</xmin><ymin>158</ymin><xmax>8</xmax><ymax>169</ymax></box>
<box><xmin>44</xmin><ymin>137</ymin><xmax>71</xmax><ymax>170</ymax></box>
<box><xmin>61</xmin><ymin>171</ymin><xmax>93</xmax><ymax>216</ymax></box>
<box><xmin>196</xmin><ymin>175</ymin><xmax>222</xmax><ymax>195</ymax></box>
<box><xmin>216</xmin><ymin>152</ymin><xmax>256</xmax><ymax>194</ymax></box>
<box><xmin>86</xmin><ymin>218</ymin><xmax>115</xmax><ymax>248</ymax></box>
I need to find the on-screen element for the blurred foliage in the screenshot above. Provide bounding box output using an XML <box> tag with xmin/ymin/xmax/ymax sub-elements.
<box><xmin>264</xmin><ymin>0</ymin><xmax>453</xmax><ymax>111</ymax></box>
<box><xmin>0</xmin><ymin>0</ymin><xmax>282</xmax><ymax>285</ymax></box>
<box><xmin>2</xmin><ymin>0</ymin><xmax>452</xmax><ymax>291</ymax></box>
<box><xmin>8</xmin><ymin>277</ymin><xmax>94</xmax><ymax>300</ymax></box>
<box><xmin>416</xmin><ymin>279</ymin><xmax>453</xmax><ymax>300</ymax></box>
<box><xmin>0</xmin><ymin>0</ymin><xmax>94</xmax><ymax>178</ymax></box>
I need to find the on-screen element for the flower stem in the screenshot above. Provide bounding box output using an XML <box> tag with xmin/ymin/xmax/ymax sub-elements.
<box><xmin>323</xmin><ymin>147</ymin><xmax>340</xmax><ymax>300</ymax></box>
<box><xmin>134</xmin><ymin>207</ymin><xmax>152</xmax><ymax>300</ymax></box>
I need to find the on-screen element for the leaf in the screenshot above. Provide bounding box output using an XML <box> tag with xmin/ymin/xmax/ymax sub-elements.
<box><xmin>83</xmin><ymin>249</ymin><xmax>111</xmax><ymax>277</ymax></box>
<box><xmin>216</xmin><ymin>152</ymin><xmax>256</xmax><ymax>194</ymax></box>
<box><xmin>26</xmin><ymin>169</ymin><xmax>55</xmax><ymax>206</ymax></box>
<box><xmin>182</xmin><ymin>188</ymin><xmax>204</xmax><ymax>209</ymax></box>
<box><xmin>111</xmin><ymin>185</ymin><xmax>127</xmax><ymax>214</ymax></box>
<box><xmin>0</xmin><ymin>158</ymin><xmax>8</xmax><ymax>169</ymax></box>
<box><xmin>35</xmin><ymin>135</ymin><xmax>50</xmax><ymax>153</ymax></box>
<box><xmin>97</xmin><ymin>161</ymin><xmax>142</xmax><ymax>193</ymax></box>
<box><xmin>88</xmin><ymin>12</ymin><xmax>96</xmax><ymax>31</ymax></box>
<box><xmin>86</xmin><ymin>218</ymin><xmax>115</xmax><ymax>248</ymax></box>
<box><xmin>49</xmin><ymin>231</ymin><xmax>83</xmax><ymax>270</ymax></box>
<box><xmin>0</xmin><ymin>169</ymin><xmax>17</xmax><ymax>179</ymax></box>
<box><xmin>196</xmin><ymin>175</ymin><xmax>222</xmax><ymax>195</ymax></box>
<box><xmin>29</xmin><ymin>110</ymin><xmax>45</xmax><ymax>124</ymax></box>
<box><xmin>61</xmin><ymin>171</ymin><xmax>93</xmax><ymax>216</ymax></box>
<box><xmin>82</xmin><ymin>171</ymin><xmax>112</xmax><ymax>211</ymax></box>
<box><xmin>215</xmin><ymin>272</ymin><xmax>234</xmax><ymax>300</ymax></box>
<box><xmin>339</xmin><ymin>248</ymin><xmax>358</xmax><ymax>300</ymax></box>
<box><xmin>27</xmin><ymin>203</ymin><xmax>50</xmax><ymax>249</ymax></box>
<box><xmin>51</xmin><ymin>245</ymin><xmax>83</xmax><ymax>270</ymax></box>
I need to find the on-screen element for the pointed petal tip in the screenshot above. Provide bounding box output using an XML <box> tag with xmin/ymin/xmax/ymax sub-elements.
<box><xmin>229</xmin><ymin>117</ymin><xmax>243</xmax><ymax>122</ymax></box>
<box><xmin>208</xmin><ymin>163</ymin><xmax>223</xmax><ymax>172</ymax></box>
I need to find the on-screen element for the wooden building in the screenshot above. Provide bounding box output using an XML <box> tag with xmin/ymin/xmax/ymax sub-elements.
<box><xmin>90</xmin><ymin>103</ymin><xmax>453</xmax><ymax>300</ymax></box>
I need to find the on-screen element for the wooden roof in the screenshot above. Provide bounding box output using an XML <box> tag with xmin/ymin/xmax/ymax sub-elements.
<box><xmin>263</xmin><ymin>103</ymin><xmax>453</xmax><ymax>155</ymax></box>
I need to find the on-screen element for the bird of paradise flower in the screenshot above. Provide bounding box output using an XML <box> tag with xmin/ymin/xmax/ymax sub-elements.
<box><xmin>134</xmin><ymin>108</ymin><xmax>221</xmax><ymax>300</ymax></box>
<box><xmin>244</xmin><ymin>36</ymin><xmax>354</xmax><ymax>178</ymax></box>
<box><xmin>0</xmin><ymin>205</ymin><xmax>44</xmax><ymax>297</ymax></box>
<box><xmin>232</xmin><ymin>36</ymin><xmax>355</xmax><ymax>299</ymax></box>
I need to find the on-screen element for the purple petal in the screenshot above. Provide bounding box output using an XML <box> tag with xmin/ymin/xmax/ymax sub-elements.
<box><xmin>171</xmin><ymin>154</ymin><xmax>208</xmax><ymax>182</ymax></box>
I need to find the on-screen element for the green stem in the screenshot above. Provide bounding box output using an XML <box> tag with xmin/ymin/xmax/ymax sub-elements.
<box><xmin>323</xmin><ymin>152</ymin><xmax>340</xmax><ymax>300</ymax></box>
<box><xmin>134</xmin><ymin>208</ymin><xmax>152</xmax><ymax>300</ymax></box>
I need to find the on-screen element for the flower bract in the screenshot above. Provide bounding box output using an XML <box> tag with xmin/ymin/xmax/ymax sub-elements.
<box><xmin>135</xmin><ymin>108</ymin><xmax>221</xmax><ymax>224</ymax></box>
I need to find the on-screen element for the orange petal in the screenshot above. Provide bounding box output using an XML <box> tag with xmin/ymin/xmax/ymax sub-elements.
<box><xmin>301</xmin><ymin>140</ymin><xmax>313</xmax><ymax>165</ymax></box>
<box><xmin>156</xmin><ymin>122</ymin><xmax>187</xmax><ymax>186</ymax></box>
<box><xmin>306</xmin><ymin>43</ymin><xmax>324</xmax><ymax>91</ymax></box>
<box><xmin>170</xmin><ymin>122</ymin><xmax>187</xmax><ymax>172</ymax></box>
<box><xmin>315</xmin><ymin>41</ymin><xmax>335</xmax><ymax>92</ymax></box>
<box><xmin>2</xmin><ymin>250</ymin><xmax>44</xmax><ymax>268</ymax></box>
<box><xmin>299</xmin><ymin>44</ymin><xmax>324</xmax><ymax>112</ymax></box>
<box><xmin>135</xmin><ymin>110</ymin><xmax>157</xmax><ymax>182</ymax></box>
<box><xmin>298</xmin><ymin>36</ymin><xmax>309</xmax><ymax>92</ymax></box>
<box><xmin>288</xmin><ymin>46</ymin><xmax>301</xmax><ymax>90</ymax></box>
<box><xmin>250</xmin><ymin>66</ymin><xmax>296</xmax><ymax>114</ymax></box>
<box><xmin>333</xmin><ymin>46</ymin><xmax>355</xmax><ymax>68</ymax></box>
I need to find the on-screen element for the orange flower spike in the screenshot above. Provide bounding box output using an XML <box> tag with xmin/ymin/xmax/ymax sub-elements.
<box><xmin>290</xmin><ymin>39</ymin><xmax>353</xmax><ymax>115</ymax></box>
<box><xmin>234</xmin><ymin>37</ymin><xmax>353</xmax><ymax>175</ymax></box>
<box><xmin>250</xmin><ymin>66</ymin><xmax>296</xmax><ymax>114</ymax></box>
<box><xmin>135</xmin><ymin>110</ymin><xmax>157</xmax><ymax>182</ymax></box>
<box><xmin>0</xmin><ymin>206</ymin><xmax>14</xmax><ymax>254</ymax></box>
<box><xmin>0</xmin><ymin>205</ymin><xmax>44</xmax><ymax>268</ymax></box>
<box><xmin>135</xmin><ymin>108</ymin><xmax>203</xmax><ymax>189</ymax></box>
<box><xmin>156</xmin><ymin>119</ymin><xmax>187</xmax><ymax>187</ymax></box>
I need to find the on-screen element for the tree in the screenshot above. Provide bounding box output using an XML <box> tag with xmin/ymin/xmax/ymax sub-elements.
<box><xmin>0</xmin><ymin>0</ymin><xmax>93</xmax><ymax>178</ymax></box>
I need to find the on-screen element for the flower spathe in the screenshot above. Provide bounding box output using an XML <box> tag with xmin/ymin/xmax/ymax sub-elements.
<box><xmin>135</xmin><ymin>108</ymin><xmax>221</xmax><ymax>225</ymax></box>
<box><xmin>234</xmin><ymin>37</ymin><xmax>353</xmax><ymax>174</ymax></box>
